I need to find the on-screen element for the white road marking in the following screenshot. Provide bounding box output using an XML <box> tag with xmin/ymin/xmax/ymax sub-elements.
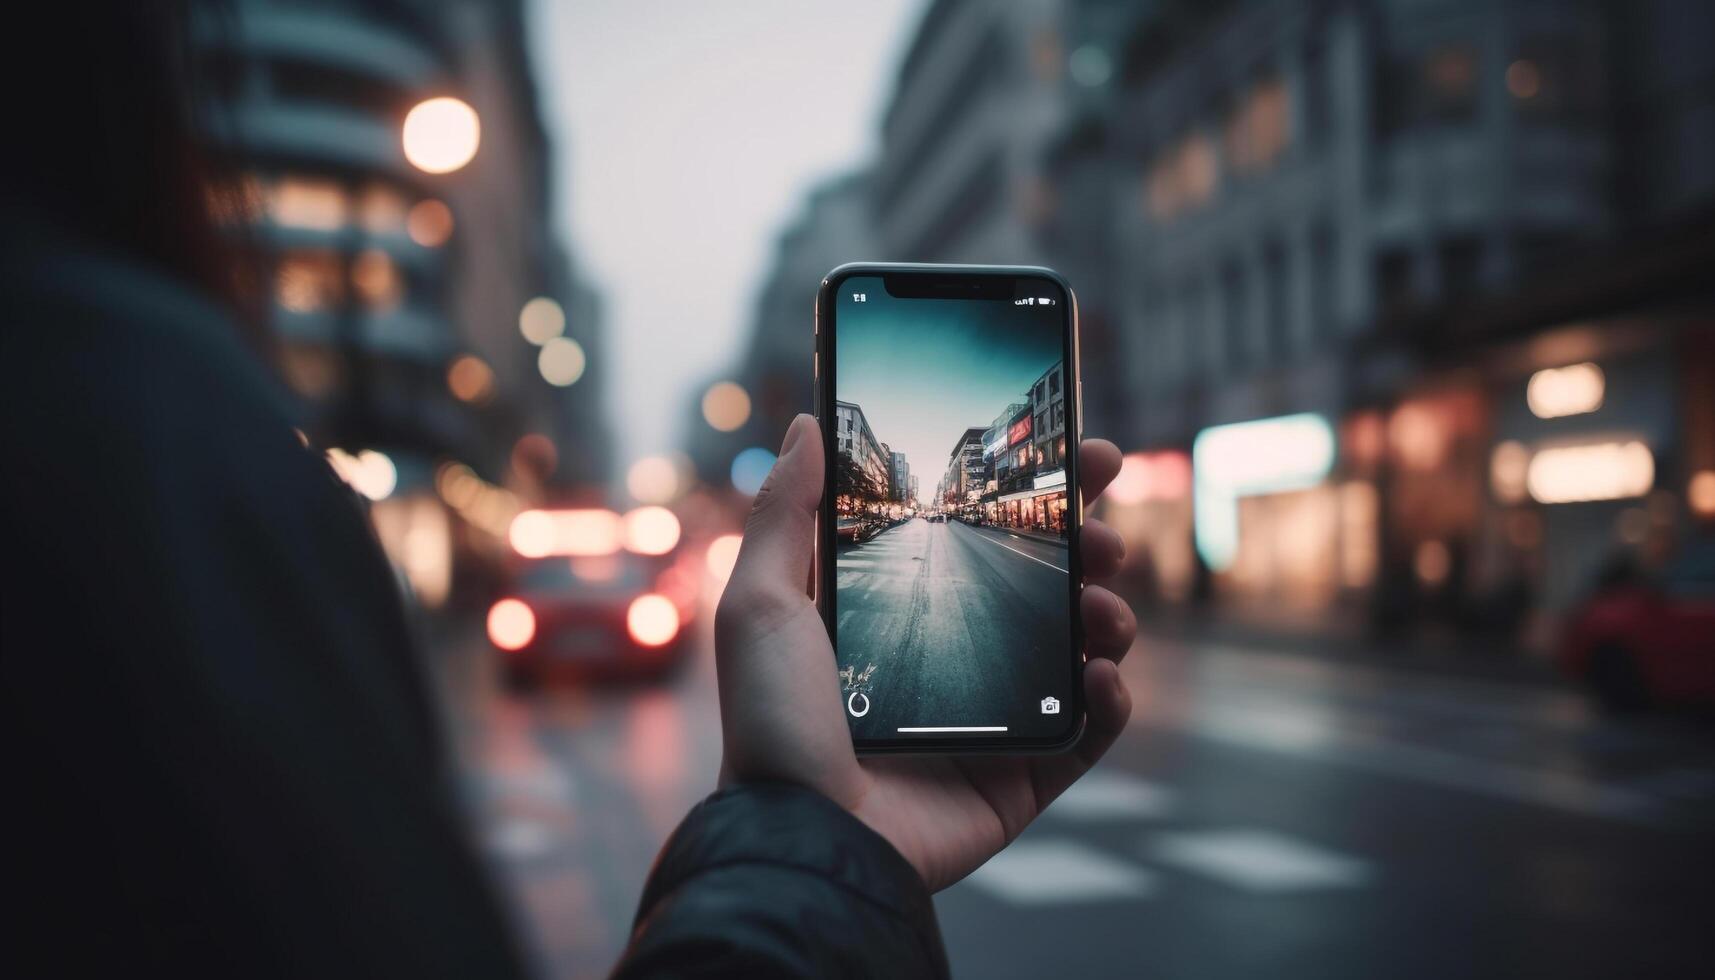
<box><xmin>1149</xmin><ymin>829</ymin><xmax>1371</xmax><ymax>893</ymax></box>
<box><xmin>965</xmin><ymin>840</ymin><xmax>1158</xmax><ymax>905</ymax></box>
<box><xmin>969</xmin><ymin>530</ymin><xmax>1068</xmax><ymax>573</ymax></box>
<box><xmin>897</xmin><ymin>726</ymin><xmax>1008</xmax><ymax>733</ymax></box>
<box><xmin>1049</xmin><ymin>770</ymin><xmax>1178</xmax><ymax>821</ymax></box>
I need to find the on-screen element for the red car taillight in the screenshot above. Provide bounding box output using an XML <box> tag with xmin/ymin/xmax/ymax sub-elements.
<box><xmin>627</xmin><ymin>593</ymin><xmax>680</xmax><ymax>648</ymax></box>
<box><xmin>487</xmin><ymin>598</ymin><xmax>536</xmax><ymax>651</ymax></box>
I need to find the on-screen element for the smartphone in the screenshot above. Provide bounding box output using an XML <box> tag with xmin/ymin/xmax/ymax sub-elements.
<box><xmin>814</xmin><ymin>263</ymin><xmax>1083</xmax><ymax>754</ymax></box>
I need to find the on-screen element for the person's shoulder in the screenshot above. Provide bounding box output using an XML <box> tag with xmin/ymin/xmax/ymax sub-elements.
<box><xmin>2</xmin><ymin>248</ymin><xmax>299</xmax><ymax>435</ymax></box>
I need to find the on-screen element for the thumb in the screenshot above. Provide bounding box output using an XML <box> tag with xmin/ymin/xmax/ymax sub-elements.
<box><xmin>730</xmin><ymin>414</ymin><xmax>823</xmax><ymax>596</ymax></box>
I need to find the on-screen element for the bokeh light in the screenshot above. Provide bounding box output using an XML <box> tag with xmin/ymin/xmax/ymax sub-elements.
<box><xmin>402</xmin><ymin>97</ymin><xmax>481</xmax><ymax>174</ymax></box>
<box><xmin>730</xmin><ymin>447</ymin><xmax>776</xmax><ymax>496</ymax></box>
<box><xmin>623</xmin><ymin>506</ymin><xmax>682</xmax><ymax>555</ymax></box>
<box><xmin>486</xmin><ymin>598</ymin><xmax>535</xmax><ymax>651</ymax></box>
<box><xmin>1691</xmin><ymin>470</ymin><xmax>1715</xmax><ymax>517</ymax></box>
<box><xmin>626</xmin><ymin>594</ymin><xmax>680</xmax><ymax>647</ymax></box>
<box><xmin>627</xmin><ymin>455</ymin><xmax>680</xmax><ymax>504</ymax></box>
<box><xmin>702</xmin><ymin>381</ymin><xmax>751</xmax><ymax>432</ymax></box>
<box><xmin>509</xmin><ymin>508</ymin><xmax>623</xmax><ymax>558</ymax></box>
<box><xmin>538</xmin><ymin>337</ymin><xmax>586</xmax><ymax>386</ymax></box>
<box><xmin>519</xmin><ymin>296</ymin><xmax>565</xmax><ymax>344</ymax></box>
<box><xmin>326</xmin><ymin>447</ymin><xmax>397</xmax><ymax>501</ymax></box>
<box><xmin>351</xmin><ymin>248</ymin><xmax>402</xmax><ymax>310</ymax></box>
<box><xmin>406</xmin><ymin>199</ymin><xmax>454</xmax><ymax>247</ymax></box>
<box><xmin>705</xmin><ymin>533</ymin><xmax>743</xmax><ymax>583</ymax></box>
<box><xmin>1106</xmin><ymin>454</ymin><xmax>1152</xmax><ymax>505</ymax></box>
<box><xmin>446</xmin><ymin>354</ymin><xmax>495</xmax><ymax>403</ymax></box>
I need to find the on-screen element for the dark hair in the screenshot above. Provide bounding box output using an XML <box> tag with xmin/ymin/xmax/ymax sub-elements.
<box><xmin>3</xmin><ymin>1</ymin><xmax>261</xmax><ymax>336</ymax></box>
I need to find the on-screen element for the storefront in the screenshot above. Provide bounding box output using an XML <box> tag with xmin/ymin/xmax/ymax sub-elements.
<box><xmin>1480</xmin><ymin>327</ymin><xmax>1687</xmax><ymax>613</ymax></box>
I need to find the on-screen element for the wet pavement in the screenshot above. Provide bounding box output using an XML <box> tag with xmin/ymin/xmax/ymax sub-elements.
<box><xmin>836</xmin><ymin>517</ymin><xmax>1074</xmax><ymax>738</ymax></box>
<box><xmin>449</xmin><ymin>609</ymin><xmax>1715</xmax><ymax>979</ymax></box>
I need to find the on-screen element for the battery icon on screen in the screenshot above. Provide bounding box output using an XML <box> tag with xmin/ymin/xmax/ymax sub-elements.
<box><xmin>1038</xmin><ymin>297</ymin><xmax>1054</xmax><ymax>305</ymax></box>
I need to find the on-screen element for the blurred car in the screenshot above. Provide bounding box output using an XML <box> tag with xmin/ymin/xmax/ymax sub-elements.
<box><xmin>927</xmin><ymin>513</ymin><xmax>946</xmax><ymax>523</ymax></box>
<box><xmin>837</xmin><ymin>515</ymin><xmax>873</xmax><ymax>544</ymax></box>
<box><xmin>488</xmin><ymin>549</ymin><xmax>699</xmax><ymax>688</ymax></box>
<box><xmin>1556</xmin><ymin>538</ymin><xmax>1715</xmax><ymax>712</ymax></box>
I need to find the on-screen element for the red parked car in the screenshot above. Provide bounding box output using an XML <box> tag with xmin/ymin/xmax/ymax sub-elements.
<box><xmin>1557</xmin><ymin>538</ymin><xmax>1715</xmax><ymax>712</ymax></box>
<box><xmin>487</xmin><ymin>550</ymin><xmax>700</xmax><ymax>688</ymax></box>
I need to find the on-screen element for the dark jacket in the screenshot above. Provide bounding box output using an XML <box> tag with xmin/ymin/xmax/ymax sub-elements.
<box><xmin>0</xmin><ymin>245</ymin><xmax>947</xmax><ymax>978</ymax></box>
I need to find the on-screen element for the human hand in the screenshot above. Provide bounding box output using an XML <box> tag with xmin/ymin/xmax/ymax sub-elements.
<box><xmin>714</xmin><ymin>414</ymin><xmax>1137</xmax><ymax>891</ymax></box>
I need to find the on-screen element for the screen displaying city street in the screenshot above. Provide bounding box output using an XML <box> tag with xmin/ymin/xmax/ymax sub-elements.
<box><xmin>833</xmin><ymin>276</ymin><xmax>1076</xmax><ymax>741</ymax></box>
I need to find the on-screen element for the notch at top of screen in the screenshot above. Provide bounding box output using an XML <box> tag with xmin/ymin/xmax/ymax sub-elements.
<box><xmin>879</xmin><ymin>273</ymin><xmax>1061</xmax><ymax>304</ymax></box>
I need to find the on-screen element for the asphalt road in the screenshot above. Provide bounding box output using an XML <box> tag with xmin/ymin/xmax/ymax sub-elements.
<box><xmin>835</xmin><ymin>518</ymin><xmax>1076</xmax><ymax>739</ymax></box>
<box><xmin>450</xmin><ymin>601</ymin><xmax>1715</xmax><ymax>979</ymax></box>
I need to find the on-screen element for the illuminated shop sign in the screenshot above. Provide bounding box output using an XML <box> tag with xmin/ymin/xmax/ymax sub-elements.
<box><xmin>1526</xmin><ymin>362</ymin><xmax>1604</xmax><ymax>420</ymax></box>
<box><xmin>1192</xmin><ymin>413</ymin><xmax>1336</xmax><ymax>571</ymax></box>
<box><xmin>1034</xmin><ymin>469</ymin><xmax>1066</xmax><ymax>491</ymax></box>
<box><xmin>1008</xmin><ymin>416</ymin><xmax>1033</xmax><ymax>445</ymax></box>
<box><xmin>1490</xmin><ymin>437</ymin><xmax>1656</xmax><ymax>504</ymax></box>
<box><xmin>1107</xmin><ymin>452</ymin><xmax>1192</xmax><ymax>504</ymax></box>
<box><xmin>1525</xmin><ymin>439</ymin><xmax>1653</xmax><ymax>503</ymax></box>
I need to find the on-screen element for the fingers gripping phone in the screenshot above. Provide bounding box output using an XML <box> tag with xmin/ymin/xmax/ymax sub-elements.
<box><xmin>814</xmin><ymin>264</ymin><xmax>1084</xmax><ymax>754</ymax></box>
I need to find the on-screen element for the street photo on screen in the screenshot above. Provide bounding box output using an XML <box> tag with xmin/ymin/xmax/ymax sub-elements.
<box><xmin>834</xmin><ymin>277</ymin><xmax>1073</xmax><ymax>740</ymax></box>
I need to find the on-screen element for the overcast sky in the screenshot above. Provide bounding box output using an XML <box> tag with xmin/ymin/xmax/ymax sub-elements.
<box><xmin>837</xmin><ymin>278</ymin><xmax>1064</xmax><ymax>506</ymax></box>
<box><xmin>530</xmin><ymin>0</ymin><xmax>922</xmax><ymax>470</ymax></box>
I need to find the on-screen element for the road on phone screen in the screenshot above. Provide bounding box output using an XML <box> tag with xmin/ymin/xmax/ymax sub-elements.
<box><xmin>835</xmin><ymin>516</ymin><xmax>1070</xmax><ymax>736</ymax></box>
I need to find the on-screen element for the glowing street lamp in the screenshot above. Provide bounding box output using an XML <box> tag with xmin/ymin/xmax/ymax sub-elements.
<box><xmin>403</xmin><ymin>97</ymin><xmax>480</xmax><ymax>175</ymax></box>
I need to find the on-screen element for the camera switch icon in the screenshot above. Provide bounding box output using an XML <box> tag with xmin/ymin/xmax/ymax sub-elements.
<box><xmin>1039</xmin><ymin>696</ymin><xmax>1060</xmax><ymax>715</ymax></box>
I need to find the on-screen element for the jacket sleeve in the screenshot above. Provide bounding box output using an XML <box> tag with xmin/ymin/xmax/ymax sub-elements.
<box><xmin>613</xmin><ymin>783</ymin><xmax>950</xmax><ymax>979</ymax></box>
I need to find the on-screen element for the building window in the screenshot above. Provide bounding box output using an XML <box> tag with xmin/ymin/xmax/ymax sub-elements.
<box><xmin>1302</xmin><ymin>43</ymin><xmax>1329</xmax><ymax>149</ymax></box>
<box><xmin>1423</xmin><ymin>42</ymin><xmax>1480</xmax><ymax>122</ymax></box>
<box><xmin>268</xmin><ymin>176</ymin><xmax>347</xmax><ymax>231</ymax></box>
<box><xmin>1221</xmin><ymin>258</ymin><xmax>1246</xmax><ymax>369</ymax></box>
<box><xmin>1263</xmin><ymin>239</ymin><xmax>1288</xmax><ymax>358</ymax></box>
<box><xmin>1311</xmin><ymin>223</ymin><xmax>1336</xmax><ymax>340</ymax></box>
<box><xmin>1375</xmin><ymin>248</ymin><xmax>1415</xmax><ymax>317</ymax></box>
<box><xmin>1146</xmin><ymin>131</ymin><xmax>1219</xmax><ymax>221</ymax></box>
<box><xmin>276</xmin><ymin>249</ymin><xmax>343</xmax><ymax>313</ymax></box>
<box><xmin>1225</xmin><ymin>77</ymin><xmax>1290</xmax><ymax>177</ymax></box>
<box><xmin>1049</xmin><ymin>370</ymin><xmax>1060</xmax><ymax>395</ymax></box>
<box><xmin>1509</xmin><ymin>37</ymin><xmax>1604</xmax><ymax>125</ymax></box>
<box><xmin>1438</xmin><ymin>236</ymin><xmax>1483</xmax><ymax>299</ymax></box>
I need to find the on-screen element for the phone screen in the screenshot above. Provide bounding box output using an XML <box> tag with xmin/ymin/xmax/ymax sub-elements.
<box><xmin>822</xmin><ymin>269</ymin><xmax>1081</xmax><ymax>751</ymax></box>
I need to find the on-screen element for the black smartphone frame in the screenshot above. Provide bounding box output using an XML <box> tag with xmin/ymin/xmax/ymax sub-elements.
<box><xmin>813</xmin><ymin>262</ymin><xmax>1086</xmax><ymax>755</ymax></box>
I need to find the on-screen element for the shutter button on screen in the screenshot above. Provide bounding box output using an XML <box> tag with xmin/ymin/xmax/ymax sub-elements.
<box><xmin>847</xmin><ymin>692</ymin><xmax>871</xmax><ymax>718</ymax></box>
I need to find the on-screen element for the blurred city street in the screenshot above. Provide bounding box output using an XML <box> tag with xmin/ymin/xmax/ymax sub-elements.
<box><xmin>838</xmin><ymin>518</ymin><xmax>1071</xmax><ymax>736</ymax></box>
<box><xmin>17</xmin><ymin>0</ymin><xmax>1711</xmax><ymax>974</ymax></box>
<box><xmin>453</xmin><ymin>616</ymin><xmax>1715</xmax><ymax>979</ymax></box>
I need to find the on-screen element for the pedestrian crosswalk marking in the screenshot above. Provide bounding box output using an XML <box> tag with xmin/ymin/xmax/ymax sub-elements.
<box><xmin>1149</xmin><ymin>829</ymin><xmax>1371</xmax><ymax>893</ymax></box>
<box><xmin>1049</xmin><ymin>770</ymin><xmax>1178</xmax><ymax>821</ymax></box>
<box><xmin>965</xmin><ymin>840</ymin><xmax>1157</xmax><ymax>905</ymax></box>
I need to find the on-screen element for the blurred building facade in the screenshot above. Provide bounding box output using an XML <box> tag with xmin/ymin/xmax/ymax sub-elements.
<box><xmin>1067</xmin><ymin>0</ymin><xmax>1715</xmax><ymax>637</ymax></box>
<box><xmin>712</xmin><ymin>0</ymin><xmax>1714</xmax><ymax>648</ymax></box>
<box><xmin>200</xmin><ymin>0</ymin><xmax>610</xmax><ymax>613</ymax></box>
